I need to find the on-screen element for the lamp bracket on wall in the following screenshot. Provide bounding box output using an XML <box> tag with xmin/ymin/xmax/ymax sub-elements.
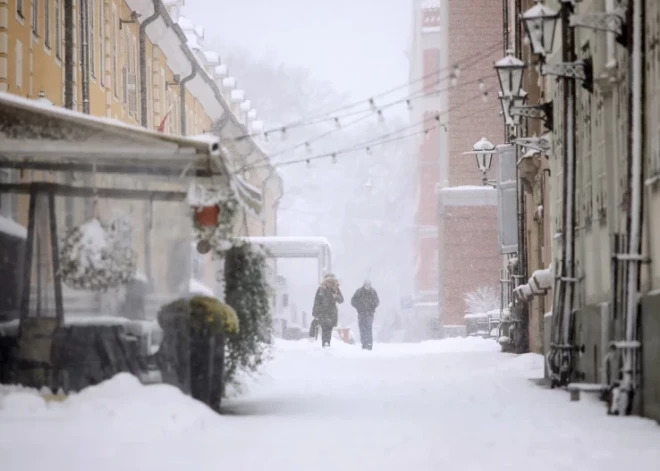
<box><xmin>541</xmin><ymin>59</ymin><xmax>593</xmax><ymax>92</ymax></box>
<box><xmin>569</xmin><ymin>9</ymin><xmax>626</xmax><ymax>38</ymax></box>
<box><xmin>509</xmin><ymin>102</ymin><xmax>554</xmax><ymax>132</ymax></box>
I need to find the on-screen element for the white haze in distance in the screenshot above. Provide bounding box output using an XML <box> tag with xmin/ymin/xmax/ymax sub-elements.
<box><xmin>181</xmin><ymin>0</ymin><xmax>412</xmax><ymax>103</ymax></box>
<box><xmin>182</xmin><ymin>0</ymin><xmax>416</xmax><ymax>340</ymax></box>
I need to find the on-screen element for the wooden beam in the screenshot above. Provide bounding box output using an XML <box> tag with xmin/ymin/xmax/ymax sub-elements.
<box><xmin>0</xmin><ymin>182</ymin><xmax>187</xmax><ymax>202</ymax></box>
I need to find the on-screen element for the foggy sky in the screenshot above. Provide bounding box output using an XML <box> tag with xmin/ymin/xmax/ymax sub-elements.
<box><xmin>182</xmin><ymin>0</ymin><xmax>411</xmax><ymax>102</ymax></box>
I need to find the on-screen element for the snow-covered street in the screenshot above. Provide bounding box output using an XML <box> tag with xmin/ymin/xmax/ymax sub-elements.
<box><xmin>1</xmin><ymin>338</ymin><xmax>659</xmax><ymax>471</ymax></box>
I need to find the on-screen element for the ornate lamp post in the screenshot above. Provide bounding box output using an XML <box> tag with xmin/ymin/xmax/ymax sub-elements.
<box><xmin>462</xmin><ymin>137</ymin><xmax>497</xmax><ymax>187</ymax></box>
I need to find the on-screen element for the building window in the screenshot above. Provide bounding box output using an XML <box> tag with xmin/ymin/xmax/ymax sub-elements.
<box><xmin>112</xmin><ymin>8</ymin><xmax>118</xmax><ymax>96</ymax></box>
<box><xmin>31</xmin><ymin>0</ymin><xmax>39</xmax><ymax>35</ymax></box>
<box><xmin>16</xmin><ymin>40</ymin><xmax>23</xmax><ymax>89</ymax></box>
<box><xmin>55</xmin><ymin>0</ymin><xmax>61</xmax><ymax>58</ymax></box>
<box><xmin>89</xmin><ymin>0</ymin><xmax>95</xmax><ymax>77</ymax></box>
<box><xmin>44</xmin><ymin>0</ymin><xmax>51</xmax><ymax>48</ymax></box>
<box><xmin>99</xmin><ymin>0</ymin><xmax>104</xmax><ymax>85</ymax></box>
<box><xmin>17</xmin><ymin>0</ymin><xmax>24</xmax><ymax>18</ymax></box>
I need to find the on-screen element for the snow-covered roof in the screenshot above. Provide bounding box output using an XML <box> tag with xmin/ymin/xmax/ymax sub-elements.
<box><xmin>223</xmin><ymin>77</ymin><xmax>237</xmax><ymax>90</ymax></box>
<box><xmin>0</xmin><ymin>215</ymin><xmax>27</xmax><ymax>239</ymax></box>
<box><xmin>177</xmin><ymin>16</ymin><xmax>194</xmax><ymax>31</ymax></box>
<box><xmin>241</xmin><ymin>237</ymin><xmax>332</xmax><ymax>258</ymax></box>
<box><xmin>202</xmin><ymin>50</ymin><xmax>219</xmax><ymax>64</ymax></box>
<box><xmin>231</xmin><ymin>89</ymin><xmax>245</xmax><ymax>103</ymax></box>
<box><xmin>214</xmin><ymin>64</ymin><xmax>228</xmax><ymax>78</ymax></box>
<box><xmin>0</xmin><ymin>92</ymin><xmax>229</xmax><ymax>177</ymax></box>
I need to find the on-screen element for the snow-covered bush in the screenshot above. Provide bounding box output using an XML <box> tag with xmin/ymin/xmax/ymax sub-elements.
<box><xmin>464</xmin><ymin>286</ymin><xmax>500</xmax><ymax>314</ymax></box>
<box><xmin>223</xmin><ymin>242</ymin><xmax>272</xmax><ymax>388</ymax></box>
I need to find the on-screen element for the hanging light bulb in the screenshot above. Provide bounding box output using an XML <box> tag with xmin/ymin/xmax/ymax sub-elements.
<box><xmin>334</xmin><ymin>117</ymin><xmax>341</xmax><ymax>129</ymax></box>
<box><xmin>377</xmin><ymin>109</ymin><xmax>385</xmax><ymax>125</ymax></box>
<box><xmin>306</xmin><ymin>159</ymin><xmax>311</xmax><ymax>168</ymax></box>
<box><xmin>424</xmin><ymin>130</ymin><xmax>431</xmax><ymax>141</ymax></box>
<box><xmin>264</xmin><ymin>131</ymin><xmax>270</xmax><ymax>142</ymax></box>
<box><xmin>281</xmin><ymin>127</ymin><xmax>288</xmax><ymax>141</ymax></box>
<box><xmin>369</xmin><ymin>98</ymin><xmax>376</xmax><ymax>111</ymax></box>
<box><xmin>481</xmin><ymin>91</ymin><xmax>489</xmax><ymax>103</ymax></box>
<box><xmin>331</xmin><ymin>153</ymin><xmax>337</xmax><ymax>164</ymax></box>
<box><xmin>450</xmin><ymin>73</ymin><xmax>458</xmax><ymax>87</ymax></box>
<box><xmin>479</xmin><ymin>79</ymin><xmax>486</xmax><ymax>93</ymax></box>
<box><xmin>406</xmin><ymin>99</ymin><xmax>413</xmax><ymax>111</ymax></box>
<box><xmin>305</xmin><ymin>142</ymin><xmax>312</xmax><ymax>154</ymax></box>
<box><xmin>366</xmin><ymin>146</ymin><xmax>373</xmax><ymax>156</ymax></box>
<box><xmin>453</xmin><ymin>64</ymin><xmax>461</xmax><ymax>78</ymax></box>
<box><xmin>435</xmin><ymin>115</ymin><xmax>442</xmax><ymax>127</ymax></box>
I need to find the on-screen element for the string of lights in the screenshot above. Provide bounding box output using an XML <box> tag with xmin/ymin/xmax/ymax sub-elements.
<box><xmin>236</xmin><ymin>89</ymin><xmax>490</xmax><ymax>173</ymax></box>
<box><xmin>231</xmin><ymin>41</ymin><xmax>503</xmax><ymax>142</ymax></box>
<box><xmin>264</xmin><ymin>74</ymin><xmax>493</xmax><ymax>161</ymax></box>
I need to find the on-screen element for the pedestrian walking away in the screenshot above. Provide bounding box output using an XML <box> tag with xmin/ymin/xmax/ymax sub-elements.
<box><xmin>351</xmin><ymin>280</ymin><xmax>379</xmax><ymax>350</ymax></box>
<box><xmin>312</xmin><ymin>274</ymin><xmax>344</xmax><ymax>347</ymax></box>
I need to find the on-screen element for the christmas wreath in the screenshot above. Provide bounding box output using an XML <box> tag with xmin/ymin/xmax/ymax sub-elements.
<box><xmin>59</xmin><ymin>218</ymin><xmax>137</xmax><ymax>292</ymax></box>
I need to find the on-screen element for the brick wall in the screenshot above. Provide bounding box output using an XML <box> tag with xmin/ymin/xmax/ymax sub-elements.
<box><xmin>447</xmin><ymin>0</ymin><xmax>504</xmax><ymax>187</ymax></box>
<box><xmin>440</xmin><ymin>0</ymin><xmax>504</xmax><ymax>326</ymax></box>
<box><xmin>440</xmin><ymin>205</ymin><xmax>500</xmax><ymax>325</ymax></box>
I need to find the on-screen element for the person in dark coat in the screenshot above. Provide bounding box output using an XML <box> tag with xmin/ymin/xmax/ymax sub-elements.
<box><xmin>312</xmin><ymin>274</ymin><xmax>344</xmax><ymax>347</ymax></box>
<box><xmin>351</xmin><ymin>281</ymin><xmax>379</xmax><ymax>350</ymax></box>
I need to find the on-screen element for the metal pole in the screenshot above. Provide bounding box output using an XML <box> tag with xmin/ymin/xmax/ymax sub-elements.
<box><xmin>557</xmin><ymin>0</ymin><xmax>578</xmax><ymax>385</ymax></box>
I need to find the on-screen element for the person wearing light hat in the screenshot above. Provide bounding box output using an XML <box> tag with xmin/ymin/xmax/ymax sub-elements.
<box><xmin>311</xmin><ymin>273</ymin><xmax>344</xmax><ymax>347</ymax></box>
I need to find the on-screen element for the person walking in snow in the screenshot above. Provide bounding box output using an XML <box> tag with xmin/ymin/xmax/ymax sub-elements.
<box><xmin>312</xmin><ymin>274</ymin><xmax>344</xmax><ymax>347</ymax></box>
<box><xmin>351</xmin><ymin>281</ymin><xmax>379</xmax><ymax>350</ymax></box>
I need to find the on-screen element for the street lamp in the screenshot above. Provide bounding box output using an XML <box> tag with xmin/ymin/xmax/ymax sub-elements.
<box><xmin>494</xmin><ymin>50</ymin><xmax>525</xmax><ymax>98</ymax></box>
<box><xmin>521</xmin><ymin>0</ymin><xmax>559</xmax><ymax>57</ymax></box>
<box><xmin>463</xmin><ymin>137</ymin><xmax>497</xmax><ymax>187</ymax></box>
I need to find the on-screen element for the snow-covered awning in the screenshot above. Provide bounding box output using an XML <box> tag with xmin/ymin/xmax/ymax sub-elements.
<box><xmin>0</xmin><ymin>92</ymin><xmax>230</xmax><ymax>179</ymax></box>
<box><xmin>242</xmin><ymin>237</ymin><xmax>331</xmax><ymax>258</ymax></box>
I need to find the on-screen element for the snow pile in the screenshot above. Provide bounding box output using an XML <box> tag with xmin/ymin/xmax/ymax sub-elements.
<box><xmin>494</xmin><ymin>353</ymin><xmax>545</xmax><ymax>379</ymax></box>
<box><xmin>189</xmin><ymin>278</ymin><xmax>215</xmax><ymax>297</ymax></box>
<box><xmin>0</xmin><ymin>373</ymin><xmax>221</xmax><ymax>439</ymax></box>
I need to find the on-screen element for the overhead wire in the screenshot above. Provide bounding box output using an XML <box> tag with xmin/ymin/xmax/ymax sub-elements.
<box><xmin>231</xmin><ymin>41</ymin><xmax>503</xmax><ymax>141</ymax></box>
<box><xmin>237</xmin><ymin>88</ymin><xmax>491</xmax><ymax>173</ymax></box>
<box><xmin>265</xmin><ymin>74</ymin><xmax>495</xmax><ymax>161</ymax></box>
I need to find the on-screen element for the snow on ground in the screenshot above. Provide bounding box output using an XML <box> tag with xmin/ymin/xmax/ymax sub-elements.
<box><xmin>1</xmin><ymin>337</ymin><xmax>659</xmax><ymax>471</ymax></box>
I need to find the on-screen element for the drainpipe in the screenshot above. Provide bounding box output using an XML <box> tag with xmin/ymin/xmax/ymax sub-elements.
<box><xmin>139</xmin><ymin>5</ymin><xmax>161</xmax><ymax>128</ymax></box>
<box><xmin>64</xmin><ymin>0</ymin><xmax>74</xmax><ymax>109</ymax></box>
<box><xmin>80</xmin><ymin>0</ymin><xmax>90</xmax><ymax>114</ymax></box>
<box><xmin>179</xmin><ymin>51</ymin><xmax>197</xmax><ymax>136</ymax></box>
<box><xmin>616</xmin><ymin>0</ymin><xmax>644</xmax><ymax>416</ymax></box>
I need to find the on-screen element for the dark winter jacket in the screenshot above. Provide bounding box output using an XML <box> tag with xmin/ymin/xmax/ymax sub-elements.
<box><xmin>351</xmin><ymin>287</ymin><xmax>380</xmax><ymax>316</ymax></box>
<box><xmin>312</xmin><ymin>279</ymin><xmax>344</xmax><ymax>327</ymax></box>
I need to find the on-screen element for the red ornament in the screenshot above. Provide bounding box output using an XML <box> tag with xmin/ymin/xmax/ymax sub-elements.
<box><xmin>194</xmin><ymin>205</ymin><xmax>221</xmax><ymax>227</ymax></box>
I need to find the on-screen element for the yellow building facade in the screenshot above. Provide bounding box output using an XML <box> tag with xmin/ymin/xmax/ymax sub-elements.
<box><xmin>0</xmin><ymin>0</ymin><xmax>281</xmax><ymax>315</ymax></box>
